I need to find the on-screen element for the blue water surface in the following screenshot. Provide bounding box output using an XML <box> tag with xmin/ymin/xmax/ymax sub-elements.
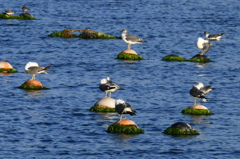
<box><xmin>1</xmin><ymin>0</ymin><xmax>240</xmax><ymax>158</ymax></box>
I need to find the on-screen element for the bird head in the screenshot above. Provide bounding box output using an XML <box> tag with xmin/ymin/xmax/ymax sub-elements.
<box><xmin>100</xmin><ymin>78</ymin><xmax>108</xmax><ymax>84</ymax></box>
<box><xmin>115</xmin><ymin>99</ymin><xmax>125</xmax><ymax>105</ymax></box>
<box><xmin>25</xmin><ymin>62</ymin><xmax>39</xmax><ymax>71</ymax></box>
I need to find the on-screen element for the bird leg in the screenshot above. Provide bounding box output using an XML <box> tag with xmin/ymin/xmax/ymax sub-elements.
<box><xmin>32</xmin><ymin>74</ymin><xmax>36</xmax><ymax>80</ymax></box>
<box><xmin>128</xmin><ymin>44</ymin><xmax>131</xmax><ymax>50</ymax></box>
<box><xmin>194</xmin><ymin>98</ymin><xmax>197</xmax><ymax>105</ymax></box>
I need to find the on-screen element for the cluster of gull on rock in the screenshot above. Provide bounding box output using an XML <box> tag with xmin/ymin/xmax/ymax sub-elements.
<box><xmin>23</xmin><ymin>29</ymin><xmax>224</xmax><ymax>123</ymax></box>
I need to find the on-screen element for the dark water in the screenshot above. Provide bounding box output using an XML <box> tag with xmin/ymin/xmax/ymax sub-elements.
<box><xmin>1</xmin><ymin>0</ymin><xmax>240</xmax><ymax>158</ymax></box>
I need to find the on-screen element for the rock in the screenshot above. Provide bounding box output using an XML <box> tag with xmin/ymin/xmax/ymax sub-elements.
<box><xmin>122</xmin><ymin>49</ymin><xmax>138</xmax><ymax>55</ymax></box>
<box><xmin>0</xmin><ymin>61</ymin><xmax>13</xmax><ymax>69</ymax></box>
<box><xmin>188</xmin><ymin>104</ymin><xmax>208</xmax><ymax>110</ymax></box>
<box><xmin>117</xmin><ymin>119</ymin><xmax>137</xmax><ymax>126</ymax></box>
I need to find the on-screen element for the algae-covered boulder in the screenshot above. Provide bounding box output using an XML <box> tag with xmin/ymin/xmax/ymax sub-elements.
<box><xmin>107</xmin><ymin>119</ymin><xmax>144</xmax><ymax>134</ymax></box>
<box><xmin>49</xmin><ymin>29</ymin><xmax>121</xmax><ymax>39</ymax></box>
<box><xmin>19</xmin><ymin>79</ymin><xmax>49</xmax><ymax>90</ymax></box>
<box><xmin>79</xmin><ymin>29</ymin><xmax>121</xmax><ymax>39</ymax></box>
<box><xmin>164</xmin><ymin>122</ymin><xmax>199</xmax><ymax>136</ymax></box>
<box><xmin>0</xmin><ymin>13</ymin><xmax>36</xmax><ymax>20</ymax></box>
<box><xmin>188</xmin><ymin>54</ymin><xmax>213</xmax><ymax>63</ymax></box>
<box><xmin>162</xmin><ymin>54</ymin><xmax>186</xmax><ymax>62</ymax></box>
<box><xmin>117</xmin><ymin>52</ymin><xmax>144</xmax><ymax>60</ymax></box>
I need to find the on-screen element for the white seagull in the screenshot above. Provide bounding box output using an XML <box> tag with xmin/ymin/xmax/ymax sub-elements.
<box><xmin>204</xmin><ymin>31</ymin><xmax>225</xmax><ymax>41</ymax></box>
<box><xmin>190</xmin><ymin>82</ymin><xmax>213</xmax><ymax>104</ymax></box>
<box><xmin>115</xmin><ymin>99</ymin><xmax>136</xmax><ymax>120</ymax></box>
<box><xmin>196</xmin><ymin>37</ymin><xmax>213</xmax><ymax>55</ymax></box>
<box><xmin>25</xmin><ymin>62</ymin><xmax>52</xmax><ymax>80</ymax></box>
<box><xmin>121</xmin><ymin>29</ymin><xmax>147</xmax><ymax>50</ymax></box>
<box><xmin>99</xmin><ymin>77</ymin><xmax>124</xmax><ymax>97</ymax></box>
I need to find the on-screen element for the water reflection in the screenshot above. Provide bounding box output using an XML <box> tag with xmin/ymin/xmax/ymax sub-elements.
<box><xmin>111</xmin><ymin>133</ymin><xmax>138</xmax><ymax>142</ymax></box>
<box><xmin>190</xmin><ymin>115</ymin><xmax>212</xmax><ymax>124</ymax></box>
<box><xmin>24</xmin><ymin>89</ymin><xmax>43</xmax><ymax>98</ymax></box>
<box><xmin>196</xmin><ymin>63</ymin><xmax>210</xmax><ymax>68</ymax></box>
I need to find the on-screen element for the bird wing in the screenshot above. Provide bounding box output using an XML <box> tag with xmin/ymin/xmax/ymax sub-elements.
<box><xmin>200</xmin><ymin>86</ymin><xmax>213</xmax><ymax>94</ymax></box>
<box><xmin>202</xmin><ymin>42</ymin><xmax>211</xmax><ymax>53</ymax></box>
<box><xmin>126</xmin><ymin>34</ymin><xmax>144</xmax><ymax>42</ymax></box>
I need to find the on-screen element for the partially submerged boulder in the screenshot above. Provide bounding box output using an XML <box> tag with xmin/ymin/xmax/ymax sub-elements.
<box><xmin>19</xmin><ymin>79</ymin><xmax>49</xmax><ymax>90</ymax></box>
<box><xmin>117</xmin><ymin>52</ymin><xmax>144</xmax><ymax>60</ymax></box>
<box><xmin>189</xmin><ymin>54</ymin><xmax>213</xmax><ymax>63</ymax></box>
<box><xmin>164</xmin><ymin>122</ymin><xmax>199</xmax><ymax>135</ymax></box>
<box><xmin>182</xmin><ymin>104</ymin><xmax>214</xmax><ymax>115</ymax></box>
<box><xmin>162</xmin><ymin>54</ymin><xmax>186</xmax><ymax>62</ymax></box>
<box><xmin>49</xmin><ymin>29</ymin><xmax>121</xmax><ymax>39</ymax></box>
<box><xmin>0</xmin><ymin>61</ymin><xmax>18</xmax><ymax>73</ymax></box>
<box><xmin>90</xmin><ymin>97</ymin><xmax>116</xmax><ymax>112</ymax></box>
<box><xmin>107</xmin><ymin>119</ymin><xmax>144</xmax><ymax>134</ymax></box>
<box><xmin>0</xmin><ymin>13</ymin><xmax>36</xmax><ymax>20</ymax></box>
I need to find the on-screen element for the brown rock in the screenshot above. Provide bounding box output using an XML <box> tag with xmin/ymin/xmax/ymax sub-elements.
<box><xmin>0</xmin><ymin>61</ymin><xmax>13</xmax><ymax>69</ymax></box>
<box><xmin>22</xmin><ymin>79</ymin><xmax>43</xmax><ymax>87</ymax></box>
<box><xmin>117</xmin><ymin>119</ymin><xmax>137</xmax><ymax>126</ymax></box>
<box><xmin>94</xmin><ymin>97</ymin><xmax>115</xmax><ymax>108</ymax></box>
<box><xmin>188</xmin><ymin>104</ymin><xmax>208</xmax><ymax>110</ymax></box>
<box><xmin>122</xmin><ymin>49</ymin><xmax>138</xmax><ymax>55</ymax></box>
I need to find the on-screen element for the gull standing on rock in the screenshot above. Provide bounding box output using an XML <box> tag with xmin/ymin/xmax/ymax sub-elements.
<box><xmin>204</xmin><ymin>31</ymin><xmax>225</xmax><ymax>41</ymax></box>
<box><xmin>121</xmin><ymin>29</ymin><xmax>147</xmax><ymax>50</ymax></box>
<box><xmin>21</xmin><ymin>6</ymin><xmax>30</xmax><ymax>13</ymax></box>
<box><xmin>25</xmin><ymin>62</ymin><xmax>52</xmax><ymax>80</ymax></box>
<box><xmin>5</xmin><ymin>10</ymin><xmax>15</xmax><ymax>16</ymax></box>
<box><xmin>196</xmin><ymin>37</ymin><xmax>212</xmax><ymax>55</ymax></box>
<box><xmin>190</xmin><ymin>82</ymin><xmax>213</xmax><ymax>104</ymax></box>
<box><xmin>115</xmin><ymin>99</ymin><xmax>136</xmax><ymax>120</ymax></box>
<box><xmin>99</xmin><ymin>77</ymin><xmax>124</xmax><ymax>97</ymax></box>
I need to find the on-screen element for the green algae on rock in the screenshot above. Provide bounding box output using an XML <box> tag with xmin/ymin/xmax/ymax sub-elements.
<box><xmin>89</xmin><ymin>105</ymin><xmax>116</xmax><ymax>112</ymax></box>
<box><xmin>181</xmin><ymin>108</ymin><xmax>214</xmax><ymax>115</ymax></box>
<box><xmin>0</xmin><ymin>68</ymin><xmax>18</xmax><ymax>73</ymax></box>
<box><xmin>107</xmin><ymin>122</ymin><xmax>144</xmax><ymax>134</ymax></box>
<box><xmin>163</xmin><ymin>127</ymin><xmax>200</xmax><ymax>135</ymax></box>
<box><xmin>117</xmin><ymin>52</ymin><xmax>144</xmax><ymax>60</ymax></box>
<box><xmin>162</xmin><ymin>54</ymin><xmax>186</xmax><ymax>62</ymax></box>
<box><xmin>188</xmin><ymin>54</ymin><xmax>214</xmax><ymax>63</ymax></box>
<box><xmin>164</xmin><ymin>122</ymin><xmax>199</xmax><ymax>136</ymax></box>
<box><xmin>0</xmin><ymin>13</ymin><xmax>36</xmax><ymax>20</ymax></box>
<box><xmin>49</xmin><ymin>29</ymin><xmax>121</xmax><ymax>39</ymax></box>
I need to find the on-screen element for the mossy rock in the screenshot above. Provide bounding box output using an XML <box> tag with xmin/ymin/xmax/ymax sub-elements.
<box><xmin>188</xmin><ymin>54</ymin><xmax>214</xmax><ymax>63</ymax></box>
<box><xmin>162</xmin><ymin>54</ymin><xmax>186</xmax><ymax>62</ymax></box>
<box><xmin>0</xmin><ymin>68</ymin><xmax>18</xmax><ymax>73</ymax></box>
<box><xmin>181</xmin><ymin>108</ymin><xmax>214</xmax><ymax>115</ymax></box>
<box><xmin>79</xmin><ymin>29</ymin><xmax>121</xmax><ymax>39</ymax></box>
<box><xmin>163</xmin><ymin>127</ymin><xmax>200</xmax><ymax>136</ymax></box>
<box><xmin>49</xmin><ymin>29</ymin><xmax>77</xmax><ymax>38</ymax></box>
<box><xmin>18</xmin><ymin>85</ymin><xmax>49</xmax><ymax>90</ymax></box>
<box><xmin>89</xmin><ymin>105</ymin><xmax>116</xmax><ymax>112</ymax></box>
<box><xmin>107</xmin><ymin>122</ymin><xmax>144</xmax><ymax>134</ymax></box>
<box><xmin>117</xmin><ymin>52</ymin><xmax>144</xmax><ymax>60</ymax></box>
<box><xmin>0</xmin><ymin>13</ymin><xmax>36</xmax><ymax>20</ymax></box>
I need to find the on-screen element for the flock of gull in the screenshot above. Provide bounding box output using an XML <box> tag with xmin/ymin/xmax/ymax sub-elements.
<box><xmin>4</xmin><ymin>6</ymin><xmax>30</xmax><ymax>16</ymax></box>
<box><xmin>2</xmin><ymin>6</ymin><xmax>224</xmax><ymax>122</ymax></box>
<box><xmin>23</xmin><ymin>28</ymin><xmax>223</xmax><ymax>121</ymax></box>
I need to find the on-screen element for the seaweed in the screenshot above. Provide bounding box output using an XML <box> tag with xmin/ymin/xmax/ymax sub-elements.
<box><xmin>163</xmin><ymin>127</ymin><xmax>200</xmax><ymax>135</ymax></box>
<box><xmin>181</xmin><ymin>108</ymin><xmax>214</xmax><ymax>115</ymax></box>
<box><xmin>117</xmin><ymin>52</ymin><xmax>144</xmax><ymax>60</ymax></box>
<box><xmin>18</xmin><ymin>85</ymin><xmax>49</xmax><ymax>90</ymax></box>
<box><xmin>0</xmin><ymin>13</ymin><xmax>36</xmax><ymax>20</ymax></box>
<box><xmin>162</xmin><ymin>55</ymin><xmax>186</xmax><ymax>62</ymax></box>
<box><xmin>0</xmin><ymin>68</ymin><xmax>18</xmax><ymax>73</ymax></box>
<box><xmin>89</xmin><ymin>105</ymin><xmax>116</xmax><ymax>112</ymax></box>
<box><xmin>107</xmin><ymin>122</ymin><xmax>144</xmax><ymax>134</ymax></box>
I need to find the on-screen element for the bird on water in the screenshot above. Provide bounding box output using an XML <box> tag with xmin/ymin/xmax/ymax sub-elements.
<box><xmin>115</xmin><ymin>99</ymin><xmax>136</xmax><ymax>120</ymax></box>
<box><xmin>25</xmin><ymin>62</ymin><xmax>52</xmax><ymax>80</ymax></box>
<box><xmin>121</xmin><ymin>29</ymin><xmax>147</xmax><ymax>50</ymax></box>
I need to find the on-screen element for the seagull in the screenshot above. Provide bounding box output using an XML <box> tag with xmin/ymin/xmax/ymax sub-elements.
<box><xmin>21</xmin><ymin>6</ymin><xmax>30</xmax><ymax>13</ymax></box>
<box><xmin>204</xmin><ymin>31</ymin><xmax>225</xmax><ymax>41</ymax></box>
<box><xmin>115</xmin><ymin>99</ymin><xmax>136</xmax><ymax>120</ymax></box>
<box><xmin>190</xmin><ymin>82</ymin><xmax>213</xmax><ymax>104</ymax></box>
<box><xmin>5</xmin><ymin>10</ymin><xmax>15</xmax><ymax>16</ymax></box>
<box><xmin>25</xmin><ymin>62</ymin><xmax>52</xmax><ymax>80</ymax></box>
<box><xmin>196</xmin><ymin>37</ymin><xmax>213</xmax><ymax>55</ymax></box>
<box><xmin>99</xmin><ymin>77</ymin><xmax>124</xmax><ymax>97</ymax></box>
<box><xmin>121</xmin><ymin>29</ymin><xmax>147</xmax><ymax>50</ymax></box>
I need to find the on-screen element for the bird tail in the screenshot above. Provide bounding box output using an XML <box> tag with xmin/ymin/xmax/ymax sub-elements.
<box><xmin>43</xmin><ymin>65</ymin><xmax>52</xmax><ymax>70</ymax></box>
<box><xmin>202</xmin><ymin>97</ymin><xmax>208</xmax><ymax>102</ymax></box>
<box><xmin>118</xmin><ymin>87</ymin><xmax>125</xmax><ymax>90</ymax></box>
